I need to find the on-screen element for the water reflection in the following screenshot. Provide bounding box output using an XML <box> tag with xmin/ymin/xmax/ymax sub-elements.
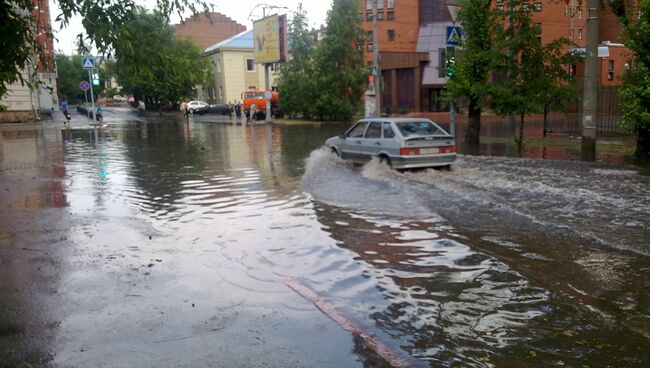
<box><xmin>1</xmin><ymin>115</ymin><xmax>649</xmax><ymax>367</ymax></box>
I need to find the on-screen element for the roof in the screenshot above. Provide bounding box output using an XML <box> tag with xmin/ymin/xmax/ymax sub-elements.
<box><xmin>204</xmin><ymin>30</ymin><xmax>253</xmax><ymax>53</ymax></box>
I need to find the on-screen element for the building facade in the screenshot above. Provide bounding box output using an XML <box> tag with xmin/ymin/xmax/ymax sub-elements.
<box><xmin>174</xmin><ymin>12</ymin><xmax>246</xmax><ymax>49</ymax></box>
<box><xmin>1</xmin><ymin>0</ymin><xmax>59</xmax><ymax>122</ymax></box>
<box><xmin>201</xmin><ymin>30</ymin><xmax>280</xmax><ymax>104</ymax></box>
<box><xmin>359</xmin><ymin>0</ymin><xmax>631</xmax><ymax>113</ymax></box>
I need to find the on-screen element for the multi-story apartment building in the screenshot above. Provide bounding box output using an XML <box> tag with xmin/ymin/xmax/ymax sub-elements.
<box><xmin>360</xmin><ymin>0</ymin><xmax>631</xmax><ymax>113</ymax></box>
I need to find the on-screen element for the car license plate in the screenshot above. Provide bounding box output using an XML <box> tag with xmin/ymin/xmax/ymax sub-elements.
<box><xmin>420</xmin><ymin>147</ymin><xmax>439</xmax><ymax>154</ymax></box>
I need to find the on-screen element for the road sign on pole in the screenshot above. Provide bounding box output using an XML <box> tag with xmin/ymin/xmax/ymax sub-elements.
<box><xmin>82</xmin><ymin>55</ymin><xmax>95</xmax><ymax>70</ymax></box>
<box><xmin>446</xmin><ymin>4</ymin><xmax>463</xmax><ymax>25</ymax></box>
<box><xmin>79</xmin><ymin>80</ymin><xmax>90</xmax><ymax>91</ymax></box>
<box><xmin>446</xmin><ymin>26</ymin><xmax>462</xmax><ymax>46</ymax></box>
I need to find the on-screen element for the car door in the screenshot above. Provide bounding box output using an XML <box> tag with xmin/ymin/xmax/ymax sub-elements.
<box><xmin>359</xmin><ymin>122</ymin><xmax>383</xmax><ymax>159</ymax></box>
<box><xmin>340</xmin><ymin>122</ymin><xmax>368</xmax><ymax>161</ymax></box>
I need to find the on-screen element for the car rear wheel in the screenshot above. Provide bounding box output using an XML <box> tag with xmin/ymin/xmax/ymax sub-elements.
<box><xmin>378</xmin><ymin>155</ymin><xmax>392</xmax><ymax>168</ymax></box>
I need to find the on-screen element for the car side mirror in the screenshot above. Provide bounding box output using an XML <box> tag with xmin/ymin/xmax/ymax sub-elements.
<box><xmin>339</xmin><ymin>134</ymin><xmax>347</xmax><ymax>139</ymax></box>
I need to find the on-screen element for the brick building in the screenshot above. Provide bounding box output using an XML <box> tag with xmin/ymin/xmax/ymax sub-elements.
<box><xmin>174</xmin><ymin>12</ymin><xmax>246</xmax><ymax>49</ymax></box>
<box><xmin>0</xmin><ymin>0</ymin><xmax>59</xmax><ymax>122</ymax></box>
<box><xmin>359</xmin><ymin>0</ymin><xmax>631</xmax><ymax>113</ymax></box>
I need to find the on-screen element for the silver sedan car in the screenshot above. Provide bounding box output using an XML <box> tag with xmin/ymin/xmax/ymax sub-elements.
<box><xmin>325</xmin><ymin>118</ymin><xmax>456</xmax><ymax>169</ymax></box>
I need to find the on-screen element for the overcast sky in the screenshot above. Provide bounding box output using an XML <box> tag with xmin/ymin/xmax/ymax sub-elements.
<box><xmin>49</xmin><ymin>0</ymin><xmax>333</xmax><ymax>54</ymax></box>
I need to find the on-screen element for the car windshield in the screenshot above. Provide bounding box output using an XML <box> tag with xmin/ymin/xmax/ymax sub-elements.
<box><xmin>395</xmin><ymin>121</ymin><xmax>445</xmax><ymax>137</ymax></box>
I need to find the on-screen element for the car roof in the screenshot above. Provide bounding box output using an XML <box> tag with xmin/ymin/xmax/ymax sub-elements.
<box><xmin>358</xmin><ymin>117</ymin><xmax>436</xmax><ymax>123</ymax></box>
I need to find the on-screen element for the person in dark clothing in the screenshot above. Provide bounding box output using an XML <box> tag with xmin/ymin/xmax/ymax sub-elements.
<box><xmin>60</xmin><ymin>96</ymin><xmax>71</xmax><ymax>125</ymax></box>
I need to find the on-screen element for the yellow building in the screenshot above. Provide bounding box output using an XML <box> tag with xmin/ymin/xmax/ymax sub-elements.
<box><xmin>202</xmin><ymin>30</ymin><xmax>279</xmax><ymax>104</ymax></box>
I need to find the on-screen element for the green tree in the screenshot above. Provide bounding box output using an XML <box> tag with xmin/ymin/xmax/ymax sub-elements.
<box><xmin>490</xmin><ymin>6</ymin><xmax>577</xmax><ymax>145</ymax></box>
<box><xmin>446</xmin><ymin>0</ymin><xmax>499</xmax><ymax>144</ymax></box>
<box><xmin>0</xmin><ymin>0</ymin><xmax>209</xmax><ymax>99</ymax></box>
<box><xmin>277</xmin><ymin>3</ymin><xmax>317</xmax><ymax>118</ymax></box>
<box><xmin>608</xmin><ymin>0</ymin><xmax>650</xmax><ymax>159</ymax></box>
<box><xmin>312</xmin><ymin>0</ymin><xmax>366</xmax><ymax>120</ymax></box>
<box><xmin>55</xmin><ymin>54</ymin><xmax>86</xmax><ymax>103</ymax></box>
<box><xmin>112</xmin><ymin>10</ymin><xmax>209</xmax><ymax>108</ymax></box>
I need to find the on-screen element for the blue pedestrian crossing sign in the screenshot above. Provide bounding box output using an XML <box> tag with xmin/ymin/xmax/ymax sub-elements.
<box><xmin>446</xmin><ymin>26</ymin><xmax>462</xmax><ymax>46</ymax></box>
<box><xmin>82</xmin><ymin>56</ymin><xmax>95</xmax><ymax>70</ymax></box>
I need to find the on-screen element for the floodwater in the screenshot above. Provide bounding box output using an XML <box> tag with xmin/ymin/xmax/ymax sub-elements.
<box><xmin>1</xmin><ymin>107</ymin><xmax>649</xmax><ymax>367</ymax></box>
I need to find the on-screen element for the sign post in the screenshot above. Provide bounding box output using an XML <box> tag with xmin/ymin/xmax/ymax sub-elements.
<box><xmin>82</xmin><ymin>55</ymin><xmax>97</xmax><ymax>124</ymax></box>
<box><xmin>446</xmin><ymin>4</ymin><xmax>462</xmax><ymax>140</ymax></box>
<box><xmin>253</xmin><ymin>14</ymin><xmax>287</xmax><ymax>123</ymax></box>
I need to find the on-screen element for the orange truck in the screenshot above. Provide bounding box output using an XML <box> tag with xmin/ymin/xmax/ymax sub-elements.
<box><xmin>242</xmin><ymin>89</ymin><xmax>281</xmax><ymax>120</ymax></box>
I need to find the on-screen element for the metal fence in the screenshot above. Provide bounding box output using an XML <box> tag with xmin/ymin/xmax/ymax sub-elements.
<box><xmin>545</xmin><ymin>86</ymin><xmax>628</xmax><ymax>135</ymax></box>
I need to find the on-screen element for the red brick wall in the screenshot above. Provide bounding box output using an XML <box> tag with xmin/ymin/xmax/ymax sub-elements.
<box><xmin>33</xmin><ymin>0</ymin><xmax>55</xmax><ymax>73</ymax></box>
<box><xmin>359</xmin><ymin>0</ymin><xmax>420</xmax><ymax>63</ymax></box>
<box><xmin>174</xmin><ymin>12</ymin><xmax>246</xmax><ymax>49</ymax></box>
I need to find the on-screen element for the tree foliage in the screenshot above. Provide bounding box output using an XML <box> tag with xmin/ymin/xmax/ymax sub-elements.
<box><xmin>448</xmin><ymin>1</ymin><xmax>577</xmax><ymax>144</ymax></box>
<box><xmin>312</xmin><ymin>0</ymin><xmax>367</xmax><ymax>120</ymax></box>
<box><xmin>112</xmin><ymin>10</ymin><xmax>209</xmax><ymax>107</ymax></box>
<box><xmin>0</xmin><ymin>0</ymin><xmax>209</xmax><ymax>100</ymax></box>
<box><xmin>55</xmin><ymin>54</ymin><xmax>86</xmax><ymax>102</ymax></box>
<box><xmin>490</xmin><ymin>6</ymin><xmax>578</xmax><ymax>133</ymax></box>
<box><xmin>277</xmin><ymin>3</ymin><xmax>317</xmax><ymax>118</ymax></box>
<box><xmin>608</xmin><ymin>0</ymin><xmax>650</xmax><ymax>158</ymax></box>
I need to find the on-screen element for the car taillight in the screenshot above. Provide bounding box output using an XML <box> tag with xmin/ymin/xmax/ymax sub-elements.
<box><xmin>400</xmin><ymin>147</ymin><xmax>420</xmax><ymax>156</ymax></box>
<box><xmin>445</xmin><ymin>145</ymin><xmax>456</xmax><ymax>153</ymax></box>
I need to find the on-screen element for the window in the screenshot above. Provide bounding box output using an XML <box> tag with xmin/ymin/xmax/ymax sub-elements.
<box><xmin>347</xmin><ymin>122</ymin><xmax>368</xmax><ymax>138</ymax></box>
<box><xmin>534</xmin><ymin>23</ymin><xmax>542</xmax><ymax>34</ymax></box>
<box><xmin>383</xmin><ymin>123</ymin><xmax>395</xmax><ymax>138</ymax></box>
<box><xmin>496</xmin><ymin>0</ymin><xmax>503</xmax><ymax>3</ymax></box>
<box><xmin>387</xmin><ymin>11</ymin><xmax>394</xmax><ymax>20</ymax></box>
<box><xmin>578</xmin><ymin>7</ymin><xmax>582</xmax><ymax>18</ymax></box>
<box><xmin>219</xmin><ymin>86</ymin><xmax>223</xmax><ymax>99</ymax></box>
<box><xmin>496</xmin><ymin>5</ymin><xmax>504</xmax><ymax>11</ymax></box>
<box><xmin>367</xmin><ymin>31</ymin><xmax>373</xmax><ymax>41</ymax></box>
<box><xmin>216</xmin><ymin>59</ymin><xmax>221</xmax><ymax>73</ymax></box>
<box><xmin>522</xmin><ymin>3</ymin><xmax>530</xmax><ymax>11</ymax></box>
<box><xmin>608</xmin><ymin>60</ymin><xmax>615</xmax><ymax>80</ymax></box>
<box><xmin>625</xmin><ymin>60</ymin><xmax>633</xmax><ymax>70</ymax></box>
<box><xmin>246</xmin><ymin>59</ymin><xmax>255</xmax><ymax>71</ymax></box>
<box><xmin>578</xmin><ymin>28</ymin><xmax>582</xmax><ymax>39</ymax></box>
<box><xmin>366</xmin><ymin>0</ymin><xmax>374</xmax><ymax>10</ymax></box>
<box><xmin>367</xmin><ymin>43</ymin><xmax>374</xmax><ymax>51</ymax></box>
<box><xmin>366</xmin><ymin>13</ymin><xmax>374</xmax><ymax>21</ymax></box>
<box><xmin>387</xmin><ymin>0</ymin><xmax>394</xmax><ymax>9</ymax></box>
<box><xmin>387</xmin><ymin>29</ymin><xmax>395</xmax><ymax>41</ymax></box>
<box><xmin>533</xmin><ymin>2</ymin><xmax>542</xmax><ymax>11</ymax></box>
<box><xmin>365</xmin><ymin>122</ymin><xmax>382</xmax><ymax>138</ymax></box>
<box><xmin>377</xmin><ymin>12</ymin><xmax>384</xmax><ymax>20</ymax></box>
<box><xmin>570</xmin><ymin>64</ymin><xmax>577</xmax><ymax>76</ymax></box>
<box><xmin>377</xmin><ymin>0</ymin><xmax>384</xmax><ymax>10</ymax></box>
<box><xmin>438</xmin><ymin>48</ymin><xmax>446</xmax><ymax>78</ymax></box>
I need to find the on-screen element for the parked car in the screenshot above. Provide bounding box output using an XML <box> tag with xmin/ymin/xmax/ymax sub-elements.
<box><xmin>325</xmin><ymin>118</ymin><xmax>456</xmax><ymax>170</ymax></box>
<box><xmin>186</xmin><ymin>101</ymin><xmax>208</xmax><ymax>113</ymax></box>
<box><xmin>113</xmin><ymin>95</ymin><xmax>126</xmax><ymax>102</ymax></box>
<box><xmin>195</xmin><ymin>104</ymin><xmax>231</xmax><ymax>116</ymax></box>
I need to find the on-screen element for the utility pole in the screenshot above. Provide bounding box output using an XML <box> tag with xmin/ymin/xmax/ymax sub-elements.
<box><xmin>581</xmin><ymin>0</ymin><xmax>599</xmax><ymax>160</ymax></box>
<box><xmin>372</xmin><ymin>0</ymin><xmax>381</xmax><ymax>117</ymax></box>
<box><xmin>505</xmin><ymin>0</ymin><xmax>516</xmax><ymax>135</ymax></box>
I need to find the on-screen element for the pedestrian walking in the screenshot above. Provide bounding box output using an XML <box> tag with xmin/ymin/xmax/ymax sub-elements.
<box><xmin>235</xmin><ymin>102</ymin><xmax>242</xmax><ymax>122</ymax></box>
<box><xmin>60</xmin><ymin>96</ymin><xmax>71</xmax><ymax>125</ymax></box>
<box><xmin>182</xmin><ymin>100</ymin><xmax>189</xmax><ymax>120</ymax></box>
<box><xmin>249</xmin><ymin>104</ymin><xmax>257</xmax><ymax>124</ymax></box>
<box><xmin>96</xmin><ymin>103</ymin><xmax>104</xmax><ymax>125</ymax></box>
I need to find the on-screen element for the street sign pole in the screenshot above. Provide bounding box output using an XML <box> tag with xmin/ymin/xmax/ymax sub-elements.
<box><xmin>265</xmin><ymin>64</ymin><xmax>272</xmax><ymax>123</ymax></box>
<box><xmin>84</xmin><ymin>90</ymin><xmax>88</xmax><ymax>104</ymax></box>
<box><xmin>446</xmin><ymin>4</ymin><xmax>462</xmax><ymax>141</ymax></box>
<box><xmin>88</xmin><ymin>69</ymin><xmax>97</xmax><ymax>124</ymax></box>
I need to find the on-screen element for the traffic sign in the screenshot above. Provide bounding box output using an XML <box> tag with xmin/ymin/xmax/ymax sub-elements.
<box><xmin>264</xmin><ymin>90</ymin><xmax>272</xmax><ymax>100</ymax></box>
<box><xmin>446</xmin><ymin>26</ymin><xmax>462</xmax><ymax>46</ymax></box>
<box><xmin>446</xmin><ymin>4</ymin><xmax>463</xmax><ymax>25</ymax></box>
<box><xmin>82</xmin><ymin>56</ymin><xmax>95</xmax><ymax>70</ymax></box>
<box><xmin>79</xmin><ymin>80</ymin><xmax>90</xmax><ymax>91</ymax></box>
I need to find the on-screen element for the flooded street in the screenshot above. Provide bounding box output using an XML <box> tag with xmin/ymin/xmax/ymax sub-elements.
<box><xmin>1</xmin><ymin>108</ymin><xmax>649</xmax><ymax>367</ymax></box>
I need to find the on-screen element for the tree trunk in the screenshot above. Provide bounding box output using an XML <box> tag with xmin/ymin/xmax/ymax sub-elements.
<box><xmin>636</xmin><ymin>126</ymin><xmax>650</xmax><ymax>159</ymax></box>
<box><xmin>465</xmin><ymin>96</ymin><xmax>481</xmax><ymax>144</ymax></box>
<box><xmin>519</xmin><ymin>112</ymin><xmax>525</xmax><ymax>142</ymax></box>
